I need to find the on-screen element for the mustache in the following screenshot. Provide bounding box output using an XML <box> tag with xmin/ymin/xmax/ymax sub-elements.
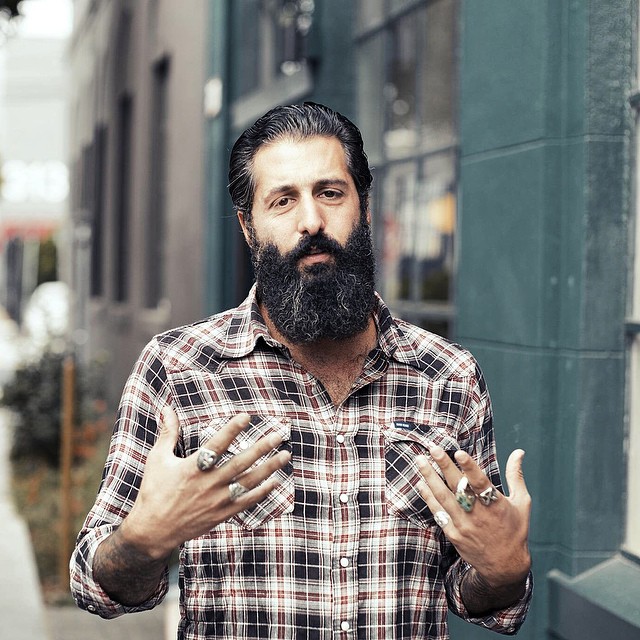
<box><xmin>286</xmin><ymin>232</ymin><xmax>344</xmax><ymax>263</ymax></box>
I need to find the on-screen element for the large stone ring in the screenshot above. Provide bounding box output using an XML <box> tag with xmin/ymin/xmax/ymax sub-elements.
<box><xmin>196</xmin><ymin>447</ymin><xmax>220</xmax><ymax>472</ymax></box>
<box><xmin>434</xmin><ymin>510</ymin><xmax>450</xmax><ymax>528</ymax></box>
<box><xmin>228</xmin><ymin>480</ymin><xmax>248</xmax><ymax>501</ymax></box>
<box><xmin>478</xmin><ymin>485</ymin><xmax>499</xmax><ymax>506</ymax></box>
<box><xmin>455</xmin><ymin>476</ymin><xmax>476</xmax><ymax>512</ymax></box>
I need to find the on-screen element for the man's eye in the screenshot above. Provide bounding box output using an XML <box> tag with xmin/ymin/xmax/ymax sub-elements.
<box><xmin>322</xmin><ymin>190</ymin><xmax>340</xmax><ymax>199</ymax></box>
<box><xmin>275</xmin><ymin>197</ymin><xmax>291</xmax><ymax>207</ymax></box>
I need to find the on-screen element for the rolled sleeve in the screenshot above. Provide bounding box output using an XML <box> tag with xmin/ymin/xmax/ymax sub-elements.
<box><xmin>69</xmin><ymin>337</ymin><xmax>172</xmax><ymax>618</ymax></box>
<box><xmin>446</xmin><ymin>559</ymin><xmax>533</xmax><ymax>635</ymax></box>
<box><xmin>70</xmin><ymin>525</ymin><xmax>169</xmax><ymax>618</ymax></box>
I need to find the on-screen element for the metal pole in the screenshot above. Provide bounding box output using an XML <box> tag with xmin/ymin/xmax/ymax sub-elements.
<box><xmin>59</xmin><ymin>354</ymin><xmax>75</xmax><ymax>588</ymax></box>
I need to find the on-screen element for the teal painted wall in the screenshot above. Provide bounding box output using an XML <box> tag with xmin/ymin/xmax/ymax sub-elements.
<box><xmin>455</xmin><ymin>1</ymin><xmax>633</xmax><ymax>639</ymax></box>
<box><xmin>204</xmin><ymin>1</ymin><xmax>636</xmax><ymax>637</ymax></box>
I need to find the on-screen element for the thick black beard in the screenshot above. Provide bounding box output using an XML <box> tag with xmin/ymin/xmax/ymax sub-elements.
<box><xmin>252</xmin><ymin>220</ymin><xmax>376</xmax><ymax>344</ymax></box>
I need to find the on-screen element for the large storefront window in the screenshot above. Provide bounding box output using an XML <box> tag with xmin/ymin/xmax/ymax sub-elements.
<box><xmin>356</xmin><ymin>0</ymin><xmax>459</xmax><ymax>336</ymax></box>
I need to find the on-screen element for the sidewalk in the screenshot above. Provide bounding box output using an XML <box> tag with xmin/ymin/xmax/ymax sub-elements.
<box><xmin>0</xmin><ymin>409</ymin><xmax>178</xmax><ymax>639</ymax></box>
<box><xmin>0</xmin><ymin>411</ymin><xmax>49</xmax><ymax>640</ymax></box>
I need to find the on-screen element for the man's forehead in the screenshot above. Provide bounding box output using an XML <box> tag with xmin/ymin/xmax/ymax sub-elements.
<box><xmin>252</xmin><ymin>136</ymin><xmax>351</xmax><ymax>185</ymax></box>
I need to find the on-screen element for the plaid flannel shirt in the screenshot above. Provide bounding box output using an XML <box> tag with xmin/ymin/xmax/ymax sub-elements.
<box><xmin>71</xmin><ymin>287</ymin><xmax>532</xmax><ymax>639</ymax></box>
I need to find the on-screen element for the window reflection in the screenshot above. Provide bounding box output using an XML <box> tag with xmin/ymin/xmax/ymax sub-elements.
<box><xmin>234</xmin><ymin>0</ymin><xmax>315</xmax><ymax>98</ymax></box>
<box><xmin>358</xmin><ymin>0</ymin><xmax>458</xmax><ymax>337</ymax></box>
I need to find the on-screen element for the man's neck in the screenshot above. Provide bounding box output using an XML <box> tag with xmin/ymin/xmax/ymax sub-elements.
<box><xmin>260</xmin><ymin>303</ymin><xmax>378</xmax><ymax>404</ymax></box>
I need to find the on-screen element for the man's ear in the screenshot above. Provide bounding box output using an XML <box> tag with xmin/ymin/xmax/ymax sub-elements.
<box><xmin>237</xmin><ymin>210</ymin><xmax>252</xmax><ymax>245</ymax></box>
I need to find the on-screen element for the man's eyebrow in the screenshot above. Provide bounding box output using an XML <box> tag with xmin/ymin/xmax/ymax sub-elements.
<box><xmin>315</xmin><ymin>178</ymin><xmax>350</xmax><ymax>190</ymax></box>
<box><xmin>262</xmin><ymin>184</ymin><xmax>296</xmax><ymax>204</ymax></box>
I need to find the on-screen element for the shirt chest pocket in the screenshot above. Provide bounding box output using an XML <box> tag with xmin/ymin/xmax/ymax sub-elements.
<box><xmin>198</xmin><ymin>415</ymin><xmax>294</xmax><ymax>531</ymax></box>
<box><xmin>381</xmin><ymin>423</ymin><xmax>460</xmax><ymax>529</ymax></box>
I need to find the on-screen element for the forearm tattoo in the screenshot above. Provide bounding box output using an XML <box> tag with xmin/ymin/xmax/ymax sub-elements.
<box><xmin>93</xmin><ymin>527</ymin><xmax>170</xmax><ymax>607</ymax></box>
<box><xmin>460</xmin><ymin>568</ymin><xmax>527</xmax><ymax>617</ymax></box>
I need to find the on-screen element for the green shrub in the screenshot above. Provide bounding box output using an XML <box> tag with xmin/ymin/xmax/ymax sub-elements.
<box><xmin>1</xmin><ymin>351</ymin><xmax>106</xmax><ymax>467</ymax></box>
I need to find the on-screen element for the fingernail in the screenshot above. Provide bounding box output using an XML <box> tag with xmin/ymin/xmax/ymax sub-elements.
<box><xmin>416</xmin><ymin>455</ymin><xmax>427</xmax><ymax>468</ymax></box>
<box><xmin>268</xmin><ymin>433</ymin><xmax>283</xmax><ymax>447</ymax></box>
<box><xmin>428</xmin><ymin>445</ymin><xmax>444</xmax><ymax>459</ymax></box>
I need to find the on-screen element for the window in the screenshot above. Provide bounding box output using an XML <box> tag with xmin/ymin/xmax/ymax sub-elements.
<box><xmin>625</xmin><ymin>5</ymin><xmax>640</xmax><ymax>557</ymax></box>
<box><xmin>627</xmin><ymin>119</ymin><xmax>640</xmax><ymax>555</ymax></box>
<box><xmin>145</xmin><ymin>58</ymin><xmax>170</xmax><ymax>308</ymax></box>
<box><xmin>112</xmin><ymin>94</ymin><xmax>133</xmax><ymax>303</ymax></box>
<box><xmin>356</xmin><ymin>0</ymin><xmax>459</xmax><ymax>337</ymax></box>
<box><xmin>233</xmin><ymin>0</ymin><xmax>315</xmax><ymax>98</ymax></box>
<box><xmin>90</xmin><ymin>125</ymin><xmax>107</xmax><ymax>298</ymax></box>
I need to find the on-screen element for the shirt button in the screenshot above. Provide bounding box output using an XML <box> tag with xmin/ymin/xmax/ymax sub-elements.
<box><xmin>336</xmin><ymin>434</ymin><xmax>345</xmax><ymax>443</ymax></box>
<box><xmin>341</xmin><ymin>621</ymin><xmax>350</xmax><ymax>631</ymax></box>
<box><xmin>340</xmin><ymin>557</ymin><xmax>349</xmax><ymax>567</ymax></box>
<box><xmin>339</xmin><ymin>493</ymin><xmax>349</xmax><ymax>503</ymax></box>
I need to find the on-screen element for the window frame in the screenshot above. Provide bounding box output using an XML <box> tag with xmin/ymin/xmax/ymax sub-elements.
<box><xmin>356</xmin><ymin>0</ymin><xmax>460</xmax><ymax>337</ymax></box>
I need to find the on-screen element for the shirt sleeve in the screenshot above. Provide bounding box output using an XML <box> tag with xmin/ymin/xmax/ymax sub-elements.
<box><xmin>445</xmin><ymin>560</ymin><xmax>533</xmax><ymax>635</ymax></box>
<box><xmin>69</xmin><ymin>338</ymin><xmax>173</xmax><ymax>617</ymax></box>
<box><xmin>442</xmin><ymin>361</ymin><xmax>533</xmax><ymax>634</ymax></box>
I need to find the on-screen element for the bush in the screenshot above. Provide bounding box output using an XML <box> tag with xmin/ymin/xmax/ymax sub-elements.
<box><xmin>1</xmin><ymin>350</ymin><xmax>107</xmax><ymax>467</ymax></box>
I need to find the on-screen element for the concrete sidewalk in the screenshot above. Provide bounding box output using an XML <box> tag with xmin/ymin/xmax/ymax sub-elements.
<box><xmin>0</xmin><ymin>410</ymin><xmax>50</xmax><ymax>640</ymax></box>
<box><xmin>0</xmin><ymin>409</ymin><xmax>178</xmax><ymax>639</ymax></box>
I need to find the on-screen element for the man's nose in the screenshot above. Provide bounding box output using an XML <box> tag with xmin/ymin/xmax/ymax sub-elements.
<box><xmin>297</xmin><ymin>196</ymin><xmax>325</xmax><ymax>235</ymax></box>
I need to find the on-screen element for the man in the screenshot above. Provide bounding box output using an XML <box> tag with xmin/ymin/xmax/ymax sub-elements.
<box><xmin>71</xmin><ymin>103</ymin><xmax>532</xmax><ymax>639</ymax></box>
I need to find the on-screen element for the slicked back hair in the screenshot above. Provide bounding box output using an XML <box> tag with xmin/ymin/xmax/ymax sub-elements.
<box><xmin>228</xmin><ymin>102</ymin><xmax>373</xmax><ymax>223</ymax></box>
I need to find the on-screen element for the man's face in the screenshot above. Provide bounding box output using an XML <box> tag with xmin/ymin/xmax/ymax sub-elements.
<box><xmin>238</xmin><ymin>136</ymin><xmax>376</xmax><ymax>344</ymax></box>
<box><xmin>239</xmin><ymin>135</ymin><xmax>367</xmax><ymax>258</ymax></box>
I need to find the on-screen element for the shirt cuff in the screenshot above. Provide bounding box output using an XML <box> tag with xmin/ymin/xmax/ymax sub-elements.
<box><xmin>69</xmin><ymin>524</ymin><xmax>169</xmax><ymax>619</ymax></box>
<box><xmin>446</xmin><ymin>559</ymin><xmax>533</xmax><ymax>635</ymax></box>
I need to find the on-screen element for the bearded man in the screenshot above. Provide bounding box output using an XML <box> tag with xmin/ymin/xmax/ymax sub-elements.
<box><xmin>71</xmin><ymin>103</ymin><xmax>533</xmax><ymax>640</ymax></box>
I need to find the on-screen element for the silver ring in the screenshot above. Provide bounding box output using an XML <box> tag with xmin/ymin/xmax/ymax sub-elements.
<box><xmin>434</xmin><ymin>510</ymin><xmax>450</xmax><ymax>528</ymax></box>
<box><xmin>455</xmin><ymin>476</ymin><xmax>476</xmax><ymax>512</ymax></box>
<box><xmin>228</xmin><ymin>480</ymin><xmax>248</xmax><ymax>501</ymax></box>
<box><xmin>196</xmin><ymin>447</ymin><xmax>220</xmax><ymax>472</ymax></box>
<box><xmin>478</xmin><ymin>485</ymin><xmax>499</xmax><ymax>506</ymax></box>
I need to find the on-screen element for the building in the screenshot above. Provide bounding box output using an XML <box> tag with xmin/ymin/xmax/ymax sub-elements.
<box><xmin>70</xmin><ymin>1</ymin><xmax>638</xmax><ymax>638</ymax></box>
<box><xmin>69</xmin><ymin>0</ymin><xmax>207</xmax><ymax>394</ymax></box>
<box><xmin>0</xmin><ymin>0</ymin><xmax>71</xmax><ymax>322</ymax></box>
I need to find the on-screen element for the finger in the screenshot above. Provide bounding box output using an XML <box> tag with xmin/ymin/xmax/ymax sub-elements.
<box><xmin>229</xmin><ymin>449</ymin><xmax>291</xmax><ymax>494</ymax></box>
<box><xmin>200</xmin><ymin>413</ymin><xmax>252</xmax><ymax>456</ymax></box>
<box><xmin>427</xmin><ymin>445</ymin><xmax>462</xmax><ymax>491</ymax></box>
<box><xmin>416</xmin><ymin>454</ymin><xmax>461</xmax><ymax>515</ymax></box>
<box><xmin>155</xmin><ymin>406</ymin><xmax>180</xmax><ymax>454</ymax></box>
<box><xmin>216</xmin><ymin>431</ymin><xmax>285</xmax><ymax>482</ymax></box>
<box><xmin>415</xmin><ymin>473</ymin><xmax>455</xmax><ymax>532</ymax></box>
<box><xmin>504</xmin><ymin>449</ymin><xmax>529</xmax><ymax>501</ymax></box>
<box><xmin>453</xmin><ymin>449</ymin><xmax>503</xmax><ymax>502</ymax></box>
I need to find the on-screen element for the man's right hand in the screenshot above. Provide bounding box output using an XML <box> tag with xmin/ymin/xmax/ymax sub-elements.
<box><xmin>93</xmin><ymin>407</ymin><xmax>290</xmax><ymax>606</ymax></box>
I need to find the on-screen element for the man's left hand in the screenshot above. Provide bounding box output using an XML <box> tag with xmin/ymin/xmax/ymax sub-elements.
<box><xmin>416</xmin><ymin>446</ymin><xmax>531</xmax><ymax>591</ymax></box>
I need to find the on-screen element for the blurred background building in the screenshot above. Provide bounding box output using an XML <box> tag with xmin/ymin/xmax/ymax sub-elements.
<box><xmin>0</xmin><ymin>0</ymin><xmax>70</xmax><ymax>324</ymax></box>
<box><xmin>62</xmin><ymin>1</ymin><xmax>637</xmax><ymax>639</ymax></box>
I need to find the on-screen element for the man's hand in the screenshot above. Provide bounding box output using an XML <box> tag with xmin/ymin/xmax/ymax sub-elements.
<box><xmin>93</xmin><ymin>407</ymin><xmax>291</xmax><ymax>605</ymax></box>
<box><xmin>416</xmin><ymin>446</ymin><xmax>531</xmax><ymax>614</ymax></box>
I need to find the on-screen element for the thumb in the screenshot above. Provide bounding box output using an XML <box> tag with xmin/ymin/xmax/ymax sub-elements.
<box><xmin>153</xmin><ymin>406</ymin><xmax>180</xmax><ymax>455</ymax></box>
<box><xmin>504</xmin><ymin>449</ymin><xmax>529</xmax><ymax>500</ymax></box>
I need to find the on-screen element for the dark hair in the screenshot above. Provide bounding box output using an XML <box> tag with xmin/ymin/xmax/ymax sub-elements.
<box><xmin>228</xmin><ymin>102</ymin><xmax>373</xmax><ymax>220</ymax></box>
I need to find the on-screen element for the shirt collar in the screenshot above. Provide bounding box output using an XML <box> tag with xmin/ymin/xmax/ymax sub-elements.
<box><xmin>213</xmin><ymin>284</ymin><xmax>417</xmax><ymax>366</ymax></box>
